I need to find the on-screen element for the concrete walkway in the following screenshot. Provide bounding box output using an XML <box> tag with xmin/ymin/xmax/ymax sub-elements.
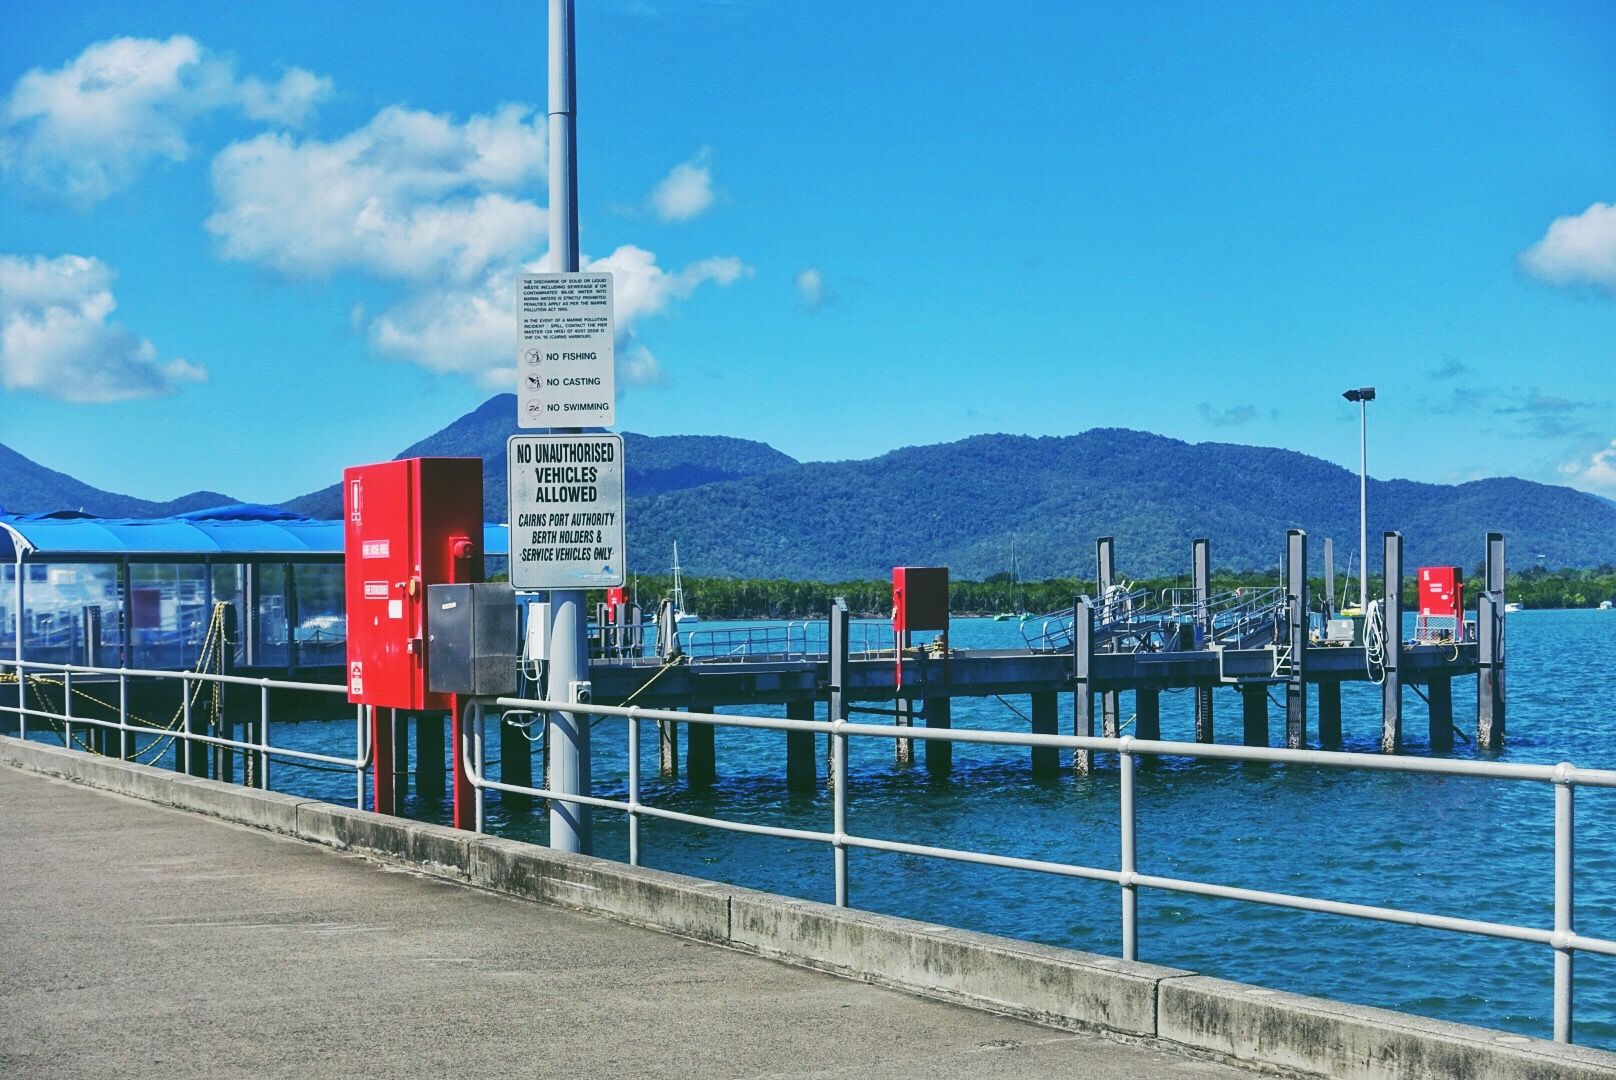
<box><xmin>0</xmin><ymin>765</ymin><xmax>1262</xmax><ymax>1079</ymax></box>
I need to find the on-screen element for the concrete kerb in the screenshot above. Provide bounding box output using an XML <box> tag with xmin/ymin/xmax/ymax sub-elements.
<box><xmin>727</xmin><ymin>889</ymin><xmax>1178</xmax><ymax>1038</ymax></box>
<box><xmin>4</xmin><ymin>735</ymin><xmax>1615</xmax><ymax>1080</ymax></box>
<box><xmin>1160</xmin><ymin>976</ymin><xmax>1616</xmax><ymax>1080</ymax></box>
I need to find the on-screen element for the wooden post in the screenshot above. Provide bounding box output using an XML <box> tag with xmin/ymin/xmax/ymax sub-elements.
<box><xmin>1030</xmin><ymin>691</ymin><xmax>1058</xmax><ymax>776</ymax></box>
<box><xmin>416</xmin><ymin>711</ymin><xmax>446</xmax><ymax>801</ymax></box>
<box><xmin>1097</xmin><ymin>537</ymin><xmax>1120</xmax><ymax>742</ymax></box>
<box><xmin>1317</xmin><ymin>680</ymin><xmax>1342</xmax><ymax>748</ymax></box>
<box><xmin>1134</xmin><ymin>688</ymin><xmax>1161</xmax><ymax>741</ymax></box>
<box><xmin>1242</xmin><ymin>685</ymin><xmax>1268</xmax><ymax>747</ymax></box>
<box><xmin>1102</xmin><ymin>692</ymin><xmax>1120</xmax><ymax>739</ymax></box>
<box><xmin>1381</xmin><ymin>531</ymin><xmax>1404</xmax><ymax>754</ymax></box>
<box><xmin>1427</xmin><ymin>677</ymin><xmax>1454</xmax><ymax>752</ymax></box>
<box><xmin>1285</xmin><ymin>529</ymin><xmax>1308</xmax><ymax>750</ymax></box>
<box><xmin>785</xmin><ymin>699</ymin><xmax>816</xmax><ymax>792</ymax></box>
<box><xmin>1072</xmin><ymin>598</ymin><xmax>1094</xmax><ymax>774</ymax></box>
<box><xmin>687</xmin><ymin>707</ymin><xmax>715</xmax><ymax>788</ymax></box>
<box><xmin>1477</xmin><ymin>532</ymin><xmax>1506</xmax><ymax>751</ymax></box>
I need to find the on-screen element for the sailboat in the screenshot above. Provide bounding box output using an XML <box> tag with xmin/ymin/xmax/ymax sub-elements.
<box><xmin>671</xmin><ymin>541</ymin><xmax>700</xmax><ymax>625</ymax></box>
<box><xmin>993</xmin><ymin>537</ymin><xmax>1030</xmax><ymax>622</ymax></box>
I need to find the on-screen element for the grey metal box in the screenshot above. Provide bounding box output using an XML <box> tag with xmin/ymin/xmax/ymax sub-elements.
<box><xmin>426</xmin><ymin>583</ymin><xmax>518</xmax><ymax>696</ymax></box>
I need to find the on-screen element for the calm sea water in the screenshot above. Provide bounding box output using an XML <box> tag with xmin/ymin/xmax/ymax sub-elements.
<box><xmin>184</xmin><ymin>609</ymin><xmax>1616</xmax><ymax>1046</ymax></box>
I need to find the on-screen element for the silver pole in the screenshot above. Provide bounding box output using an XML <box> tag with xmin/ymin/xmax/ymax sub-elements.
<box><xmin>473</xmin><ymin>699</ymin><xmax>487</xmax><ymax>834</ymax></box>
<box><xmin>1554</xmin><ymin>765</ymin><xmax>1575</xmax><ymax>1042</ymax></box>
<box><xmin>545</xmin><ymin>0</ymin><xmax>591</xmax><ymax>855</ymax></box>
<box><xmin>14</xmin><ymin>547</ymin><xmax>24</xmax><ymax>740</ymax></box>
<box><xmin>1120</xmin><ymin>745</ymin><xmax>1138</xmax><ymax>961</ymax></box>
<box><xmin>1359</xmin><ymin>399</ymin><xmax>1368</xmax><ymax>615</ymax></box>
<box><xmin>356</xmin><ymin>705</ymin><xmax>367</xmax><ymax>808</ymax></box>
<box><xmin>627</xmin><ymin>712</ymin><xmax>640</xmax><ymax>866</ymax></box>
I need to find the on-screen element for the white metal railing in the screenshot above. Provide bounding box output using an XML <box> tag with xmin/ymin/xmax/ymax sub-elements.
<box><xmin>461</xmin><ymin>693</ymin><xmax>1616</xmax><ymax>1045</ymax></box>
<box><xmin>0</xmin><ymin>658</ymin><xmax>372</xmax><ymax>807</ymax></box>
<box><xmin>673</xmin><ymin>619</ymin><xmax>938</xmax><ymax>664</ymax></box>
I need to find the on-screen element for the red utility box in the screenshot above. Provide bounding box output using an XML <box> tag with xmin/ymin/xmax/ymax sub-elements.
<box><xmin>344</xmin><ymin>457</ymin><xmax>484</xmax><ymax>710</ymax></box>
<box><xmin>1418</xmin><ymin>565</ymin><xmax>1462</xmax><ymax>619</ymax></box>
<box><xmin>892</xmin><ymin>567</ymin><xmax>949</xmax><ymax>691</ymax></box>
<box><xmin>893</xmin><ymin>566</ymin><xmax>950</xmax><ymax>633</ymax></box>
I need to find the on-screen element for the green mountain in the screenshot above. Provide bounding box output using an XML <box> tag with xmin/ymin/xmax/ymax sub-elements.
<box><xmin>281</xmin><ymin>393</ymin><xmax>799</xmax><ymax>520</ymax></box>
<box><xmin>0</xmin><ymin>442</ymin><xmax>238</xmax><ymax>518</ymax></box>
<box><xmin>623</xmin><ymin>430</ymin><xmax>1616</xmax><ymax>580</ymax></box>
<box><xmin>8</xmin><ymin>395</ymin><xmax>1614</xmax><ymax>581</ymax></box>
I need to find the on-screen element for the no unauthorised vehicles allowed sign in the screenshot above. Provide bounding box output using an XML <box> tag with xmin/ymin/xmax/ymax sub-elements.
<box><xmin>507</xmin><ymin>434</ymin><xmax>626</xmax><ymax>590</ymax></box>
<box><xmin>518</xmin><ymin>272</ymin><xmax>616</xmax><ymax>429</ymax></box>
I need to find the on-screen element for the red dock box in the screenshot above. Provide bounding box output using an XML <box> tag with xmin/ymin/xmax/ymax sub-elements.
<box><xmin>1418</xmin><ymin>566</ymin><xmax>1462</xmax><ymax>619</ymax></box>
<box><xmin>344</xmin><ymin>457</ymin><xmax>483</xmax><ymax>710</ymax></box>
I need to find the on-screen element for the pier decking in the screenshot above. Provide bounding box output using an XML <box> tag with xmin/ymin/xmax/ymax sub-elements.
<box><xmin>0</xmin><ymin>761</ymin><xmax>1252</xmax><ymax>1080</ymax></box>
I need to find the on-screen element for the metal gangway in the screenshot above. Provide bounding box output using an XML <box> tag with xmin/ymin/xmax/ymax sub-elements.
<box><xmin>1021</xmin><ymin>585</ymin><xmax>1286</xmax><ymax>655</ymax></box>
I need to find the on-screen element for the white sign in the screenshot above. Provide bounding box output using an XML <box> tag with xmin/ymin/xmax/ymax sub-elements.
<box><xmin>518</xmin><ymin>273</ymin><xmax>616</xmax><ymax>428</ymax></box>
<box><xmin>506</xmin><ymin>434</ymin><xmax>626</xmax><ymax>589</ymax></box>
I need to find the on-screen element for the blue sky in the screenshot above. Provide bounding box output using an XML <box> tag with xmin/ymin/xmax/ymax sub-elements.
<box><xmin>2</xmin><ymin>0</ymin><xmax>1614</xmax><ymax>505</ymax></box>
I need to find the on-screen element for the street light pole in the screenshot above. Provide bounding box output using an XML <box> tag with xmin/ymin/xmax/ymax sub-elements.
<box><xmin>1343</xmin><ymin>387</ymin><xmax>1377</xmax><ymax>614</ymax></box>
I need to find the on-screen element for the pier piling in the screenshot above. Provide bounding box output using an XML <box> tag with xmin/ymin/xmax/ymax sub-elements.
<box><xmin>1134</xmin><ymin>689</ymin><xmax>1161</xmax><ymax>742</ymax></box>
<box><xmin>687</xmin><ymin>709</ymin><xmax>716</xmax><ymax>788</ymax></box>
<box><xmin>1317</xmin><ymin>681</ymin><xmax>1342</xmax><ymax>747</ymax></box>
<box><xmin>1285</xmin><ymin>529</ymin><xmax>1308</xmax><ymax>750</ymax></box>
<box><xmin>659</xmin><ymin>717</ymin><xmax>679</xmax><ymax>778</ymax></box>
<box><xmin>925</xmin><ymin>698</ymin><xmax>952</xmax><ymax>776</ymax></box>
<box><xmin>1192</xmin><ymin>539</ymin><xmax>1214</xmax><ymax>743</ymax></box>
<box><xmin>1427</xmin><ymin>677</ymin><xmax>1453</xmax><ymax>752</ymax></box>
<box><xmin>785</xmin><ymin>700</ymin><xmax>816</xmax><ymax>791</ymax></box>
<box><xmin>1031</xmin><ymin>691</ymin><xmax>1059</xmax><ymax>775</ymax></box>
<box><xmin>1477</xmin><ymin>532</ymin><xmax>1506</xmax><ymax>751</ymax></box>
<box><xmin>1381</xmin><ymin>532</ymin><xmax>1404</xmax><ymax>754</ymax></box>
<box><xmin>1072</xmin><ymin>598</ymin><xmax>1094</xmax><ymax>774</ymax></box>
<box><xmin>894</xmin><ymin>698</ymin><xmax>914</xmax><ymax>765</ymax></box>
<box><xmin>1241</xmin><ymin>686</ymin><xmax>1268</xmax><ymax>747</ymax></box>
<box><xmin>500</xmin><ymin>708</ymin><xmax>533</xmax><ymax>811</ymax></box>
<box><xmin>416</xmin><ymin>712</ymin><xmax>445</xmax><ymax>801</ymax></box>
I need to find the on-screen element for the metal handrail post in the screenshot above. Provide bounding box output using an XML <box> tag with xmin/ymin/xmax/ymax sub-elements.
<box><xmin>355</xmin><ymin>705</ymin><xmax>367</xmax><ymax>808</ymax></box>
<box><xmin>1554</xmin><ymin>763</ymin><xmax>1575</xmax><ymax>1042</ymax></box>
<box><xmin>473</xmin><ymin>699</ymin><xmax>486</xmax><ymax>834</ymax></box>
<box><xmin>118</xmin><ymin>672</ymin><xmax>128</xmax><ymax>759</ymax></box>
<box><xmin>181</xmin><ymin>673</ymin><xmax>193</xmax><ymax>773</ymax></box>
<box><xmin>259</xmin><ymin>681</ymin><xmax>272</xmax><ymax>790</ymax></box>
<box><xmin>833</xmin><ymin>719</ymin><xmax>848</xmax><ymax>906</ymax></box>
<box><xmin>1120</xmin><ymin>741</ymin><xmax>1138</xmax><ymax>962</ymax></box>
<box><xmin>628</xmin><ymin>707</ymin><xmax>641</xmax><ymax>866</ymax></box>
<box><xmin>63</xmin><ymin>667</ymin><xmax>73</xmax><ymax>749</ymax></box>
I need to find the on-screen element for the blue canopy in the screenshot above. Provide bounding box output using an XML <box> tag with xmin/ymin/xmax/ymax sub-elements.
<box><xmin>0</xmin><ymin>505</ymin><xmax>508</xmax><ymax>561</ymax></box>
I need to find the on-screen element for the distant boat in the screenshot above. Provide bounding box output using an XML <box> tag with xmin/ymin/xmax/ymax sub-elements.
<box><xmin>1504</xmin><ymin>602</ymin><xmax>1524</xmax><ymax>614</ymax></box>
<box><xmin>993</xmin><ymin>536</ymin><xmax>1028</xmax><ymax>621</ymax></box>
<box><xmin>671</xmin><ymin>541</ymin><xmax>700</xmax><ymax>625</ymax></box>
<box><xmin>1600</xmin><ymin>600</ymin><xmax>1613</xmax><ymax>611</ymax></box>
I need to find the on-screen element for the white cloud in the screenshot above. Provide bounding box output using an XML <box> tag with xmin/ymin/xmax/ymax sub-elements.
<box><xmin>207</xmin><ymin>104</ymin><xmax>546</xmax><ymax>281</ymax></box>
<box><xmin>208</xmin><ymin>108</ymin><xmax>746</xmax><ymax>383</ymax></box>
<box><xmin>0</xmin><ymin>254</ymin><xmax>205</xmax><ymax>402</ymax></box>
<box><xmin>1520</xmin><ymin>202</ymin><xmax>1616</xmax><ymax>294</ymax></box>
<box><xmin>585</xmin><ymin>244</ymin><xmax>749</xmax><ymax>322</ymax></box>
<box><xmin>1</xmin><ymin>35</ymin><xmax>330</xmax><ymax>207</ymax></box>
<box><xmin>649</xmin><ymin>148</ymin><xmax>714</xmax><ymax>222</ymax></box>
<box><xmin>1560</xmin><ymin>439</ymin><xmax>1616</xmax><ymax>495</ymax></box>
<box><xmin>795</xmin><ymin>267</ymin><xmax>832</xmax><ymax>312</ymax></box>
